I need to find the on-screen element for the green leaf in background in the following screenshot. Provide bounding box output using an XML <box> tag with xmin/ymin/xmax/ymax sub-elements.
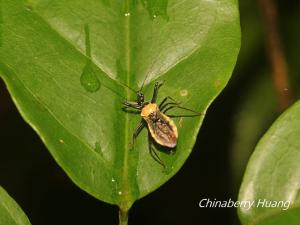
<box><xmin>238</xmin><ymin>100</ymin><xmax>300</xmax><ymax>225</ymax></box>
<box><xmin>0</xmin><ymin>0</ymin><xmax>240</xmax><ymax>212</ymax></box>
<box><xmin>0</xmin><ymin>186</ymin><xmax>31</xmax><ymax>225</ymax></box>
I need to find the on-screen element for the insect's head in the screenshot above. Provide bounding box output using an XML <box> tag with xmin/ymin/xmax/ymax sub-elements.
<box><xmin>137</xmin><ymin>91</ymin><xmax>144</xmax><ymax>105</ymax></box>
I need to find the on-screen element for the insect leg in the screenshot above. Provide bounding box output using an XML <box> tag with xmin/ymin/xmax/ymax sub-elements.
<box><xmin>159</xmin><ymin>96</ymin><xmax>176</xmax><ymax>108</ymax></box>
<box><xmin>151</xmin><ymin>81</ymin><xmax>164</xmax><ymax>103</ymax></box>
<box><xmin>160</xmin><ymin>102</ymin><xmax>180</xmax><ymax>112</ymax></box>
<box><xmin>148</xmin><ymin>133</ymin><xmax>165</xmax><ymax>168</ymax></box>
<box><xmin>131</xmin><ymin>120</ymin><xmax>145</xmax><ymax>148</ymax></box>
<box><xmin>123</xmin><ymin>101</ymin><xmax>143</xmax><ymax>110</ymax></box>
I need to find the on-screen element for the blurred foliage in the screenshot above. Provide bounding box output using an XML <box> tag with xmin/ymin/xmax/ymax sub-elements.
<box><xmin>229</xmin><ymin>0</ymin><xmax>300</xmax><ymax>197</ymax></box>
<box><xmin>230</xmin><ymin>74</ymin><xmax>278</xmax><ymax>194</ymax></box>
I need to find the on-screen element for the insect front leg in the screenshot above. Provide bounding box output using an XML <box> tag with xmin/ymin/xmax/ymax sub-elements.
<box><xmin>151</xmin><ymin>81</ymin><xmax>164</xmax><ymax>103</ymax></box>
<box><xmin>123</xmin><ymin>101</ymin><xmax>143</xmax><ymax>110</ymax></box>
<box><xmin>148</xmin><ymin>133</ymin><xmax>165</xmax><ymax>168</ymax></box>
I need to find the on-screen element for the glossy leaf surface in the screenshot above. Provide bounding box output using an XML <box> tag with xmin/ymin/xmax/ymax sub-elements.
<box><xmin>0</xmin><ymin>0</ymin><xmax>240</xmax><ymax>208</ymax></box>
<box><xmin>239</xmin><ymin>100</ymin><xmax>300</xmax><ymax>225</ymax></box>
<box><xmin>0</xmin><ymin>186</ymin><xmax>31</xmax><ymax>225</ymax></box>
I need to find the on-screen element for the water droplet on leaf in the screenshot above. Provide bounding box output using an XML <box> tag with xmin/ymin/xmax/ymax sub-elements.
<box><xmin>80</xmin><ymin>24</ymin><xmax>100</xmax><ymax>92</ymax></box>
<box><xmin>80</xmin><ymin>63</ymin><xmax>101</xmax><ymax>92</ymax></box>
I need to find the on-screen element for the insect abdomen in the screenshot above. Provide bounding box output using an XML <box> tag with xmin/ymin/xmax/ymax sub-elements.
<box><xmin>144</xmin><ymin>111</ymin><xmax>178</xmax><ymax>148</ymax></box>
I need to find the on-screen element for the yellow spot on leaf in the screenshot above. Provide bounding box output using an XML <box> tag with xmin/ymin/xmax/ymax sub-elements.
<box><xmin>180</xmin><ymin>89</ymin><xmax>188</xmax><ymax>97</ymax></box>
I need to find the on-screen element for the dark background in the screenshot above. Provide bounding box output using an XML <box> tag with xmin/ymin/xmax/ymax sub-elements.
<box><xmin>1</xmin><ymin>1</ymin><xmax>300</xmax><ymax>224</ymax></box>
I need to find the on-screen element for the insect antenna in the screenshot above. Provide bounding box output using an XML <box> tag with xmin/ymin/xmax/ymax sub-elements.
<box><xmin>118</xmin><ymin>81</ymin><xmax>137</xmax><ymax>94</ymax></box>
<box><xmin>111</xmin><ymin>78</ymin><xmax>137</xmax><ymax>95</ymax></box>
<box><xmin>138</xmin><ymin>72</ymin><xmax>152</xmax><ymax>92</ymax></box>
<box><xmin>100</xmin><ymin>82</ymin><xmax>127</xmax><ymax>100</ymax></box>
<box><xmin>99</xmin><ymin>79</ymin><xmax>137</xmax><ymax>101</ymax></box>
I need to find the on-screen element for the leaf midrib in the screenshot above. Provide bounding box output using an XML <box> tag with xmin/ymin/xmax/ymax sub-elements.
<box><xmin>120</xmin><ymin>0</ymin><xmax>132</xmax><ymax>210</ymax></box>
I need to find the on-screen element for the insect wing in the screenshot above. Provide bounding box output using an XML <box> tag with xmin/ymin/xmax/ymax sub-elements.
<box><xmin>146</xmin><ymin>112</ymin><xmax>178</xmax><ymax>148</ymax></box>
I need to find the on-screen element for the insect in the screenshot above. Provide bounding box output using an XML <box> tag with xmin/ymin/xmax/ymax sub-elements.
<box><xmin>123</xmin><ymin>81</ymin><xmax>200</xmax><ymax>167</ymax></box>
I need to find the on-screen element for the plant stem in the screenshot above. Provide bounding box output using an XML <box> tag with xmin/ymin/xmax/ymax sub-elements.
<box><xmin>258</xmin><ymin>0</ymin><xmax>292</xmax><ymax>110</ymax></box>
<box><xmin>119</xmin><ymin>208</ymin><xmax>129</xmax><ymax>225</ymax></box>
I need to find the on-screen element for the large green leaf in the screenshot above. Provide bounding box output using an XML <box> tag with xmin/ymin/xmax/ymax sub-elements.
<box><xmin>0</xmin><ymin>186</ymin><xmax>31</xmax><ymax>225</ymax></box>
<box><xmin>0</xmin><ymin>0</ymin><xmax>240</xmax><ymax>210</ymax></box>
<box><xmin>238</xmin><ymin>100</ymin><xmax>300</xmax><ymax>225</ymax></box>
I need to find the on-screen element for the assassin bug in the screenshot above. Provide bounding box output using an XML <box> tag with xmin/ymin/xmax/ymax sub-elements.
<box><xmin>123</xmin><ymin>81</ymin><xmax>200</xmax><ymax>167</ymax></box>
